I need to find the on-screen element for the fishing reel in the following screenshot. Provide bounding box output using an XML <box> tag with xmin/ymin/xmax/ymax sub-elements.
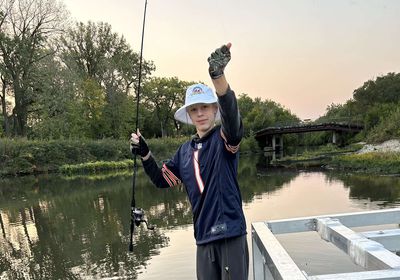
<box><xmin>132</xmin><ymin>207</ymin><xmax>155</xmax><ymax>230</ymax></box>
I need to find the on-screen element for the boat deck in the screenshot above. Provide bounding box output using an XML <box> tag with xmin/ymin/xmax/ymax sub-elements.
<box><xmin>252</xmin><ymin>208</ymin><xmax>400</xmax><ymax>280</ymax></box>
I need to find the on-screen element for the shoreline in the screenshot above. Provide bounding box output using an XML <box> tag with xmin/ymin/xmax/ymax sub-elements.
<box><xmin>1</xmin><ymin>139</ymin><xmax>399</xmax><ymax>178</ymax></box>
<box><xmin>271</xmin><ymin>141</ymin><xmax>400</xmax><ymax>176</ymax></box>
<box><xmin>2</xmin><ymin>150</ymin><xmax>399</xmax><ymax>179</ymax></box>
<box><xmin>271</xmin><ymin>155</ymin><xmax>400</xmax><ymax>176</ymax></box>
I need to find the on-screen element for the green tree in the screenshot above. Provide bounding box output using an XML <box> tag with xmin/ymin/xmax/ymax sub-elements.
<box><xmin>241</xmin><ymin>97</ymin><xmax>299</xmax><ymax>135</ymax></box>
<box><xmin>61</xmin><ymin>21</ymin><xmax>155</xmax><ymax>138</ymax></box>
<box><xmin>353</xmin><ymin>73</ymin><xmax>400</xmax><ymax>107</ymax></box>
<box><xmin>142</xmin><ymin>77</ymin><xmax>191</xmax><ymax>137</ymax></box>
<box><xmin>316</xmin><ymin>72</ymin><xmax>400</xmax><ymax>144</ymax></box>
<box><xmin>0</xmin><ymin>0</ymin><xmax>68</xmax><ymax>136</ymax></box>
<box><xmin>77</xmin><ymin>78</ymin><xmax>106</xmax><ymax>138</ymax></box>
<box><xmin>367</xmin><ymin>107</ymin><xmax>400</xmax><ymax>143</ymax></box>
<box><xmin>101</xmin><ymin>91</ymin><xmax>136</xmax><ymax>139</ymax></box>
<box><xmin>28</xmin><ymin>54</ymin><xmax>79</xmax><ymax>139</ymax></box>
<box><xmin>60</xmin><ymin>21</ymin><xmax>155</xmax><ymax>98</ymax></box>
<box><xmin>0</xmin><ymin>73</ymin><xmax>11</xmax><ymax>136</ymax></box>
<box><xmin>237</xmin><ymin>93</ymin><xmax>254</xmax><ymax>120</ymax></box>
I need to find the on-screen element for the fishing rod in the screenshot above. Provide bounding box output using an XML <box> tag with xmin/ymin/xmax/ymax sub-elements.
<box><xmin>129</xmin><ymin>0</ymin><xmax>154</xmax><ymax>252</ymax></box>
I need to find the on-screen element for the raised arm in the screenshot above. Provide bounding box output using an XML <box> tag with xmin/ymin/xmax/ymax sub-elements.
<box><xmin>208</xmin><ymin>43</ymin><xmax>243</xmax><ymax>146</ymax></box>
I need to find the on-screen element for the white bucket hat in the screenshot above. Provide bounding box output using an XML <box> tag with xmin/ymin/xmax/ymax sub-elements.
<box><xmin>174</xmin><ymin>83</ymin><xmax>221</xmax><ymax>124</ymax></box>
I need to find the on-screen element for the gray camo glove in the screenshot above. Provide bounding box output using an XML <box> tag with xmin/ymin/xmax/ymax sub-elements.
<box><xmin>207</xmin><ymin>43</ymin><xmax>231</xmax><ymax>79</ymax></box>
<box><xmin>130</xmin><ymin>132</ymin><xmax>150</xmax><ymax>158</ymax></box>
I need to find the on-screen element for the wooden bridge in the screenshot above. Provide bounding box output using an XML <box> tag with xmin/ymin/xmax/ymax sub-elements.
<box><xmin>254</xmin><ymin>122</ymin><xmax>364</xmax><ymax>152</ymax></box>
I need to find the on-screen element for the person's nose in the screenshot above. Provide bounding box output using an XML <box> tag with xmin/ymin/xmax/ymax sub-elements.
<box><xmin>197</xmin><ymin>107</ymin><xmax>205</xmax><ymax>116</ymax></box>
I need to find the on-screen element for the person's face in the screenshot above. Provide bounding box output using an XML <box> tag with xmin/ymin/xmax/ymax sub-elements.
<box><xmin>187</xmin><ymin>103</ymin><xmax>218</xmax><ymax>136</ymax></box>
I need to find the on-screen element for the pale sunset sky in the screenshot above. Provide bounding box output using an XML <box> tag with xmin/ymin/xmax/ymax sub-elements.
<box><xmin>62</xmin><ymin>0</ymin><xmax>400</xmax><ymax>120</ymax></box>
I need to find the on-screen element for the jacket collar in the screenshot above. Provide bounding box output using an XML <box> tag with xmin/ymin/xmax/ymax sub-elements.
<box><xmin>192</xmin><ymin>126</ymin><xmax>219</xmax><ymax>143</ymax></box>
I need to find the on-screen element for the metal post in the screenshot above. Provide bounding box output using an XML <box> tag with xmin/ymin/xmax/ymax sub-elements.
<box><xmin>272</xmin><ymin>135</ymin><xmax>276</xmax><ymax>151</ymax></box>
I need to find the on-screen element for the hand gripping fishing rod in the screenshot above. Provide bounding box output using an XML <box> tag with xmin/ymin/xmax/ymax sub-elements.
<box><xmin>129</xmin><ymin>0</ymin><xmax>154</xmax><ymax>252</ymax></box>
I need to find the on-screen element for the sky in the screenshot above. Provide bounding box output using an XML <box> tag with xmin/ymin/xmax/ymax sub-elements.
<box><xmin>62</xmin><ymin>0</ymin><xmax>400</xmax><ymax>120</ymax></box>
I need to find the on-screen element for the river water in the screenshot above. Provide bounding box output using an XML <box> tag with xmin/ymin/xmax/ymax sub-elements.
<box><xmin>0</xmin><ymin>155</ymin><xmax>399</xmax><ymax>279</ymax></box>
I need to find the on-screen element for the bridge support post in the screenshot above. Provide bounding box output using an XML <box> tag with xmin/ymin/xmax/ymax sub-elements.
<box><xmin>332</xmin><ymin>131</ymin><xmax>337</xmax><ymax>144</ymax></box>
<box><xmin>272</xmin><ymin>135</ymin><xmax>276</xmax><ymax>151</ymax></box>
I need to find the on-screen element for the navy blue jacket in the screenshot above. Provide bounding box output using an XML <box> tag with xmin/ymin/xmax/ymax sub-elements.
<box><xmin>142</xmin><ymin>87</ymin><xmax>246</xmax><ymax>245</ymax></box>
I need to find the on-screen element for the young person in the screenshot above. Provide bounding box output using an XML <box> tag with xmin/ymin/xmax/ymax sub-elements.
<box><xmin>130</xmin><ymin>43</ymin><xmax>248</xmax><ymax>280</ymax></box>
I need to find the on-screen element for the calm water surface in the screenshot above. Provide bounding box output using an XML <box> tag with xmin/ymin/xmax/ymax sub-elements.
<box><xmin>1</xmin><ymin>155</ymin><xmax>400</xmax><ymax>279</ymax></box>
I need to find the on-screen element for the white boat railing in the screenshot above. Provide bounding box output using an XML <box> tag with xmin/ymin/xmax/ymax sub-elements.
<box><xmin>252</xmin><ymin>208</ymin><xmax>400</xmax><ymax>280</ymax></box>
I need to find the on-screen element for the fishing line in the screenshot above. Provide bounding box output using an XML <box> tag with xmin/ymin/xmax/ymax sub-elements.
<box><xmin>215</xmin><ymin>0</ymin><xmax>230</xmax><ymax>41</ymax></box>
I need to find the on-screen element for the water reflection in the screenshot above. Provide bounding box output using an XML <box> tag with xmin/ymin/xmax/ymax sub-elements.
<box><xmin>0</xmin><ymin>172</ymin><xmax>186</xmax><ymax>279</ymax></box>
<box><xmin>0</xmin><ymin>156</ymin><xmax>399</xmax><ymax>279</ymax></box>
<box><xmin>329</xmin><ymin>173</ymin><xmax>400</xmax><ymax>206</ymax></box>
<box><xmin>238</xmin><ymin>155</ymin><xmax>298</xmax><ymax>203</ymax></box>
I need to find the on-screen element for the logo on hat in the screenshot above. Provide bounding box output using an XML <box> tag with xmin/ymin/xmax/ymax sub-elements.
<box><xmin>190</xmin><ymin>86</ymin><xmax>204</xmax><ymax>96</ymax></box>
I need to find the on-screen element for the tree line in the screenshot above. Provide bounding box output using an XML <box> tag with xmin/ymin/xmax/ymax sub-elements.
<box><xmin>0</xmin><ymin>0</ymin><xmax>299</xmax><ymax>140</ymax></box>
<box><xmin>316</xmin><ymin>72</ymin><xmax>400</xmax><ymax>144</ymax></box>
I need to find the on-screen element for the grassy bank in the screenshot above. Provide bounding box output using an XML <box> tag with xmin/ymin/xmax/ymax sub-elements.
<box><xmin>2</xmin><ymin>136</ymin><xmax>399</xmax><ymax>176</ymax></box>
<box><xmin>59</xmin><ymin>160</ymin><xmax>134</xmax><ymax>175</ymax></box>
<box><xmin>272</xmin><ymin>144</ymin><xmax>361</xmax><ymax>166</ymax></box>
<box><xmin>0</xmin><ymin>136</ymin><xmax>259</xmax><ymax>176</ymax></box>
<box><xmin>273</xmin><ymin>144</ymin><xmax>400</xmax><ymax>175</ymax></box>
<box><xmin>331</xmin><ymin>152</ymin><xmax>400</xmax><ymax>174</ymax></box>
<box><xmin>0</xmin><ymin>137</ymin><xmax>185</xmax><ymax>177</ymax></box>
